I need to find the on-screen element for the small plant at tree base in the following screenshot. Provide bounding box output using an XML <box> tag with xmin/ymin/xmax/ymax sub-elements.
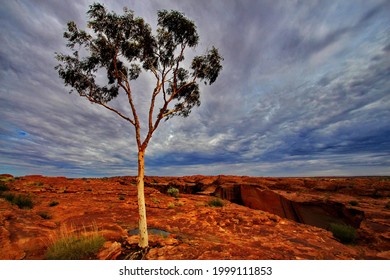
<box><xmin>208</xmin><ymin>197</ymin><xmax>224</xmax><ymax>207</ymax></box>
<box><xmin>45</xmin><ymin>224</ymin><xmax>105</xmax><ymax>260</ymax></box>
<box><xmin>329</xmin><ymin>223</ymin><xmax>357</xmax><ymax>244</ymax></box>
<box><xmin>167</xmin><ymin>187</ymin><xmax>179</xmax><ymax>198</ymax></box>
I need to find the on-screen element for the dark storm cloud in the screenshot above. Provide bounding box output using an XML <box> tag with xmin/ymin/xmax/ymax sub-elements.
<box><xmin>1</xmin><ymin>0</ymin><xmax>389</xmax><ymax>176</ymax></box>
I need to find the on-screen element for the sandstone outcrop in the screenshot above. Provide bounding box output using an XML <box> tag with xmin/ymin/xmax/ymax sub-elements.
<box><xmin>0</xmin><ymin>174</ymin><xmax>389</xmax><ymax>259</ymax></box>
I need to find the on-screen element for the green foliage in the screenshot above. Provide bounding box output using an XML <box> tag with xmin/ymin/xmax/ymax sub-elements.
<box><xmin>55</xmin><ymin>3</ymin><xmax>223</xmax><ymax>120</ymax></box>
<box><xmin>208</xmin><ymin>197</ymin><xmax>224</xmax><ymax>207</ymax></box>
<box><xmin>45</xmin><ymin>225</ymin><xmax>105</xmax><ymax>260</ymax></box>
<box><xmin>167</xmin><ymin>202</ymin><xmax>175</xmax><ymax>209</ymax></box>
<box><xmin>167</xmin><ymin>187</ymin><xmax>179</xmax><ymax>198</ymax></box>
<box><xmin>329</xmin><ymin>223</ymin><xmax>357</xmax><ymax>244</ymax></box>
<box><xmin>157</xmin><ymin>10</ymin><xmax>199</xmax><ymax>48</ymax></box>
<box><xmin>49</xmin><ymin>201</ymin><xmax>59</xmax><ymax>207</ymax></box>
<box><xmin>3</xmin><ymin>193</ymin><xmax>34</xmax><ymax>209</ymax></box>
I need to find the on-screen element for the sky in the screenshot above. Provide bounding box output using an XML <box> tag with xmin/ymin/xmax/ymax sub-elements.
<box><xmin>1</xmin><ymin>0</ymin><xmax>390</xmax><ymax>177</ymax></box>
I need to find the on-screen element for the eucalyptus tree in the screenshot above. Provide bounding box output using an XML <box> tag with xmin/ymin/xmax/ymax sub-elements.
<box><xmin>55</xmin><ymin>3</ymin><xmax>223</xmax><ymax>248</ymax></box>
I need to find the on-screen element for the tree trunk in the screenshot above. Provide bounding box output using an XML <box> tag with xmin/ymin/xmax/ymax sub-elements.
<box><xmin>137</xmin><ymin>149</ymin><xmax>148</xmax><ymax>248</ymax></box>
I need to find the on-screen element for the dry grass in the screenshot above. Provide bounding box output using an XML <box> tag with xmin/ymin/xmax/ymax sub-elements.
<box><xmin>45</xmin><ymin>223</ymin><xmax>105</xmax><ymax>260</ymax></box>
<box><xmin>208</xmin><ymin>197</ymin><xmax>224</xmax><ymax>207</ymax></box>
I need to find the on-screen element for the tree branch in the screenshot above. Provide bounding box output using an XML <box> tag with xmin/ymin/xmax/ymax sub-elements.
<box><xmin>147</xmin><ymin>80</ymin><xmax>162</xmax><ymax>136</ymax></box>
<box><xmin>162</xmin><ymin>68</ymin><xmax>173</xmax><ymax>103</ymax></box>
<box><xmin>90</xmin><ymin>97</ymin><xmax>136</xmax><ymax>126</ymax></box>
<box><xmin>112</xmin><ymin>47</ymin><xmax>143</xmax><ymax>148</ymax></box>
<box><xmin>149</xmin><ymin>65</ymin><xmax>160</xmax><ymax>81</ymax></box>
<box><xmin>172</xmin><ymin>44</ymin><xmax>186</xmax><ymax>95</ymax></box>
<box><xmin>124</xmin><ymin>79</ymin><xmax>142</xmax><ymax>149</ymax></box>
<box><xmin>161</xmin><ymin>108</ymin><xmax>180</xmax><ymax>118</ymax></box>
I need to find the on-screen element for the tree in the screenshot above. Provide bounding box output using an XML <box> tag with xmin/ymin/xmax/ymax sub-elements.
<box><xmin>55</xmin><ymin>3</ymin><xmax>223</xmax><ymax>248</ymax></box>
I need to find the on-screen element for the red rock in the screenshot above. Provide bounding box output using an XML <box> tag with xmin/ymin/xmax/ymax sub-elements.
<box><xmin>0</xmin><ymin>175</ymin><xmax>389</xmax><ymax>259</ymax></box>
<box><xmin>97</xmin><ymin>241</ymin><xmax>122</xmax><ymax>260</ymax></box>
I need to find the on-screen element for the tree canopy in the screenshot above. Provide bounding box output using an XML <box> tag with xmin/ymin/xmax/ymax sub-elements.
<box><xmin>55</xmin><ymin>3</ymin><xmax>223</xmax><ymax>139</ymax></box>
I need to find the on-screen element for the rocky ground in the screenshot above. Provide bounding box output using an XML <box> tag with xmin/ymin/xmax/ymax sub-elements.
<box><xmin>0</xmin><ymin>174</ymin><xmax>389</xmax><ymax>260</ymax></box>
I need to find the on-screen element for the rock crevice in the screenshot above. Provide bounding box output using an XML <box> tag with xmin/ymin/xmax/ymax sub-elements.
<box><xmin>217</xmin><ymin>185</ymin><xmax>365</xmax><ymax>230</ymax></box>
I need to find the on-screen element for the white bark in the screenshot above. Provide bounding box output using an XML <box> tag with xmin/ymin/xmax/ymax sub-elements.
<box><xmin>137</xmin><ymin>150</ymin><xmax>148</xmax><ymax>248</ymax></box>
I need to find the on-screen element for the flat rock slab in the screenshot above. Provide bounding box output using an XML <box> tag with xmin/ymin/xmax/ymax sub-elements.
<box><xmin>0</xmin><ymin>175</ymin><xmax>389</xmax><ymax>259</ymax></box>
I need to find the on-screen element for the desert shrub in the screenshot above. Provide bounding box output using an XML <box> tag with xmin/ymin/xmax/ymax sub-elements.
<box><xmin>0</xmin><ymin>182</ymin><xmax>10</xmax><ymax>192</ymax></box>
<box><xmin>38</xmin><ymin>211</ymin><xmax>52</xmax><ymax>219</ymax></box>
<box><xmin>167</xmin><ymin>187</ymin><xmax>179</xmax><ymax>198</ymax></box>
<box><xmin>0</xmin><ymin>176</ymin><xmax>14</xmax><ymax>183</ymax></box>
<box><xmin>15</xmin><ymin>194</ymin><xmax>34</xmax><ymax>209</ymax></box>
<box><xmin>208</xmin><ymin>197</ymin><xmax>224</xmax><ymax>207</ymax></box>
<box><xmin>176</xmin><ymin>201</ymin><xmax>184</xmax><ymax>207</ymax></box>
<box><xmin>2</xmin><ymin>193</ymin><xmax>13</xmax><ymax>201</ymax></box>
<box><xmin>58</xmin><ymin>187</ymin><xmax>68</xmax><ymax>193</ymax></box>
<box><xmin>3</xmin><ymin>193</ymin><xmax>34</xmax><ymax>209</ymax></box>
<box><xmin>329</xmin><ymin>223</ymin><xmax>357</xmax><ymax>244</ymax></box>
<box><xmin>45</xmin><ymin>225</ymin><xmax>105</xmax><ymax>260</ymax></box>
<box><xmin>119</xmin><ymin>195</ymin><xmax>125</xmax><ymax>200</ymax></box>
<box><xmin>167</xmin><ymin>202</ymin><xmax>175</xmax><ymax>209</ymax></box>
<box><xmin>348</xmin><ymin>200</ymin><xmax>359</xmax><ymax>206</ymax></box>
<box><xmin>49</xmin><ymin>201</ymin><xmax>59</xmax><ymax>207</ymax></box>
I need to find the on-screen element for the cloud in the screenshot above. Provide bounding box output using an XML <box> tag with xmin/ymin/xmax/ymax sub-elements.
<box><xmin>1</xmin><ymin>0</ymin><xmax>389</xmax><ymax>177</ymax></box>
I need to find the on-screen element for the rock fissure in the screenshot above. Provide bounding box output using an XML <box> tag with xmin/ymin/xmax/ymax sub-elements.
<box><xmin>224</xmin><ymin>186</ymin><xmax>364</xmax><ymax>230</ymax></box>
<box><xmin>154</xmin><ymin>179</ymin><xmax>366</xmax><ymax>231</ymax></box>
